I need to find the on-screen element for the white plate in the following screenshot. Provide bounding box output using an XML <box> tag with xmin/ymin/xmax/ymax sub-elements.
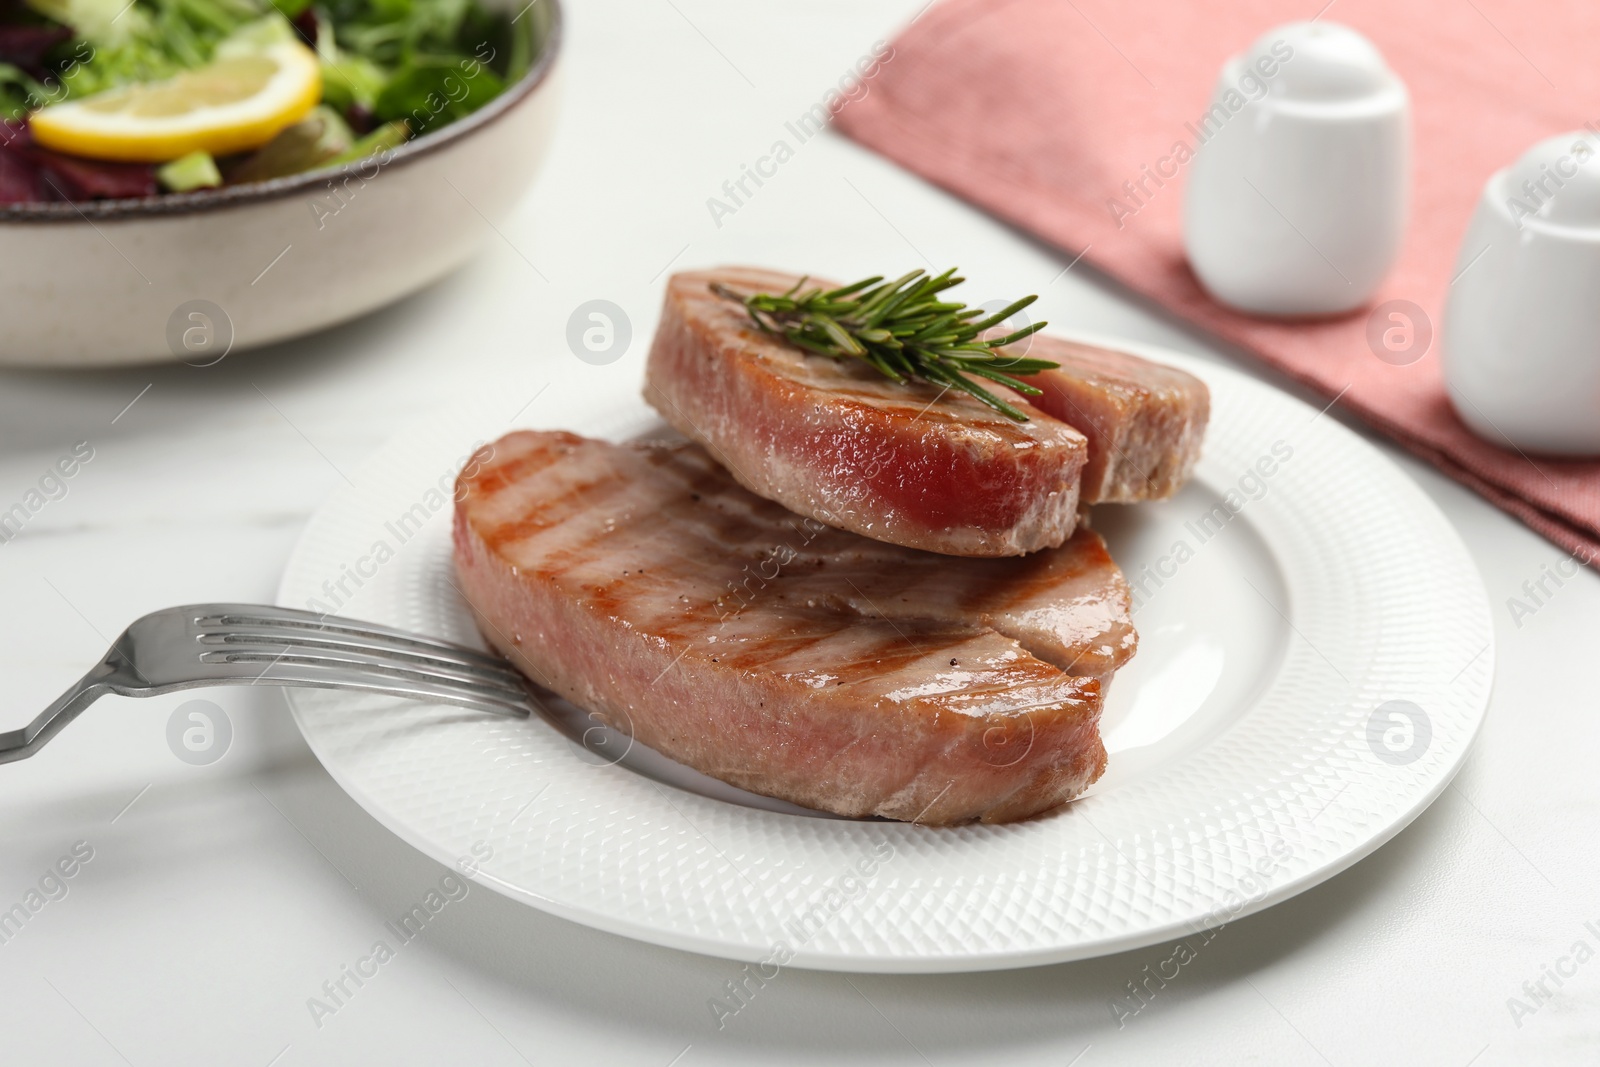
<box><xmin>277</xmin><ymin>338</ymin><xmax>1494</xmax><ymax>974</ymax></box>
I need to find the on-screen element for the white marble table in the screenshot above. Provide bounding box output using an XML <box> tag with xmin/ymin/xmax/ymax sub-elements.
<box><xmin>1</xmin><ymin>1</ymin><xmax>1596</xmax><ymax>1063</ymax></box>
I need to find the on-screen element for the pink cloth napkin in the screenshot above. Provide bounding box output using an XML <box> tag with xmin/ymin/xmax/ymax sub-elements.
<box><xmin>835</xmin><ymin>0</ymin><xmax>1600</xmax><ymax>565</ymax></box>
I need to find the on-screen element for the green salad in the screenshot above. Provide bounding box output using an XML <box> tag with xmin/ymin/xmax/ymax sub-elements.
<box><xmin>0</xmin><ymin>0</ymin><xmax>536</xmax><ymax>201</ymax></box>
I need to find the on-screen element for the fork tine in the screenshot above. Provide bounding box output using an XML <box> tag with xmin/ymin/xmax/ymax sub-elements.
<box><xmin>196</xmin><ymin>628</ymin><xmax>526</xmax><ymax>687</ymax></box>
<box><xmin>202</xmin><ymin>647</ymin><xmax>532</xmax><ymax>704</ymax></box>
<box><xmin>190</xmin><ymin>605</ymin><xmax>512</xmax><ymax>672</ymax></box>
<box><xmin>199</xmin><ymin>653</ymin><xmax>532</xmax><ymax>718</ymax></box>
<box><xmin>181</xmin><ymin>604</ymin><xmax>535</xmax><ymax>711</ymax></box>
<box><xmin>144</xmin><ymin>662</ymin><xmax>531</xmax><ymax>723</ymax></box>
<box><xmin>257</xmin><ymin>670</ymin><xmax>530</xmax><ymax>718</ymax></box>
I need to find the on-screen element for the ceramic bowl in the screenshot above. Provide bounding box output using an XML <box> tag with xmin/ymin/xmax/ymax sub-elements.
<box><xmin>0</xmin><ymin>0</ymin><xmax>562</xmax><ymax>368</ymax></box>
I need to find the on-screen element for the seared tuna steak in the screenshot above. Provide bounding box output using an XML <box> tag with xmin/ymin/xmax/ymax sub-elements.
<box><xmin>453</xmin><ymin>430</ymin><xmax>1136</xmax><ymax>824</ymax></box>
<box><xmin>644</xmin><ymin>267</ymin><xmax>1089</xmax><ymax>558</ymax></box>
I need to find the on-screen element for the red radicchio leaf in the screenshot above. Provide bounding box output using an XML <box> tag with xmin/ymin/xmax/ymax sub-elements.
<box><xmin>0</xmin><ymin>122</ymin><xmax>43</xmax><ymax>203</ymax></box>
<box><xmin>32</xmin><ymin>149</ymin><xmax>159</xmax><ymax>199</ymax></box>
<box><xmin>2</xmin><ymin>125</ymin><xmax>157</xmax><ymax>200</ymax></box>
<box><xmin>0</xmin><ymin>147</ymin><xmax>42</xmax><ymax>203</ymax></box>
<box><xmin>290</xmin><ymin>8</ymin><xmax>318</xmax><ymax>47</ymax></box>
<box><xmin>0</xmin><ymin>25</ymin><xmax>71</xmax><ymax>81</ymax></box>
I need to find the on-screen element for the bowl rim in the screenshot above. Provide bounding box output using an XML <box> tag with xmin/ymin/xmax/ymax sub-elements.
<box><xmin>0</xmin><ymin>0</ymin><xmax>563</xmax><ymax>224</ymax></box>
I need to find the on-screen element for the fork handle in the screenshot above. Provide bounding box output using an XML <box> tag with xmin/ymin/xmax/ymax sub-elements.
<box><xmin>0</xmin><ymin>676</ymin><xmax>108</xmax><ymax>765</ymax></box>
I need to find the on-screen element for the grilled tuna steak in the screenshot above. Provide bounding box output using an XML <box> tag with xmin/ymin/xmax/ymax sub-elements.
<box><xmin>453</xmin><ymin>430</ymin><xmax>1136</xmax><ymax>825</ymax></box>
<box><xmin>1025</xmin><ymin>337</ymin><xmax>1210</xmax><ymax>503</ymax></box>
<box><xmin>644</xmin><ymin>267</ymin><xmax>1089</xmax><ymax>558</ymax></box>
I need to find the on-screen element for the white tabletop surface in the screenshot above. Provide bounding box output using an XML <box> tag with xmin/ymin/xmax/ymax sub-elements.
<box><xmin>2</xmin><ymin>1</ymin><xmax>1597</xmax><ymax>1063</ymax></box>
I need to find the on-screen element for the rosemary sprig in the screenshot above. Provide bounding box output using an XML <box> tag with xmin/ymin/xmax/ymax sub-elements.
<box><xmin>711</xmin><ymin>269</ymin><xmax>1056</xmax><ymax>421</ymax></box>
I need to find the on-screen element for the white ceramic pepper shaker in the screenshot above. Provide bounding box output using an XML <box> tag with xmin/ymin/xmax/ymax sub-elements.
<box><xmin>1184</xmin><ymin>22</ymin><xmax>1410</xmax><ymax>317</ymax></box>
<box><xmin>1442</xmin><ymin>132</ymin><xmax>1600</xmax><ymax>456</ymax></box>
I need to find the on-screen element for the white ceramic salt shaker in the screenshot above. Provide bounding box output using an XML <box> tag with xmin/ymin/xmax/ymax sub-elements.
<box><xmin>1183</xmin><ymin>22</ymin><xmax>1410</xmax><ymax>317</ymax></box>
<box><xmin>1442</xmin><ymin>132</ymin><xmax>1600</xmax><ymax>456</ymax></box>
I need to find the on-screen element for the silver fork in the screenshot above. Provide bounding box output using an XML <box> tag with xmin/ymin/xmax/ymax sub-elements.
<box><xmin>0</xmin><ymin>603</ymin><xmax>532</xmax><ymax>765</ymax></box>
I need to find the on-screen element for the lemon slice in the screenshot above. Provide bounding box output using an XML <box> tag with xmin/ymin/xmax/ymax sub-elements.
<box><xmin>31</xmin><ymin>41</ymin><xmax>322</xmax><ymax>164</ymax></box>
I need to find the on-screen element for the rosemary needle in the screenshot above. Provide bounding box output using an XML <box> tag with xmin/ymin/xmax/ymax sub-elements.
<box><xmin>711</xmin><ymin>269</ymin><xmax>1057</xmax><ymax>422</ymax></box>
